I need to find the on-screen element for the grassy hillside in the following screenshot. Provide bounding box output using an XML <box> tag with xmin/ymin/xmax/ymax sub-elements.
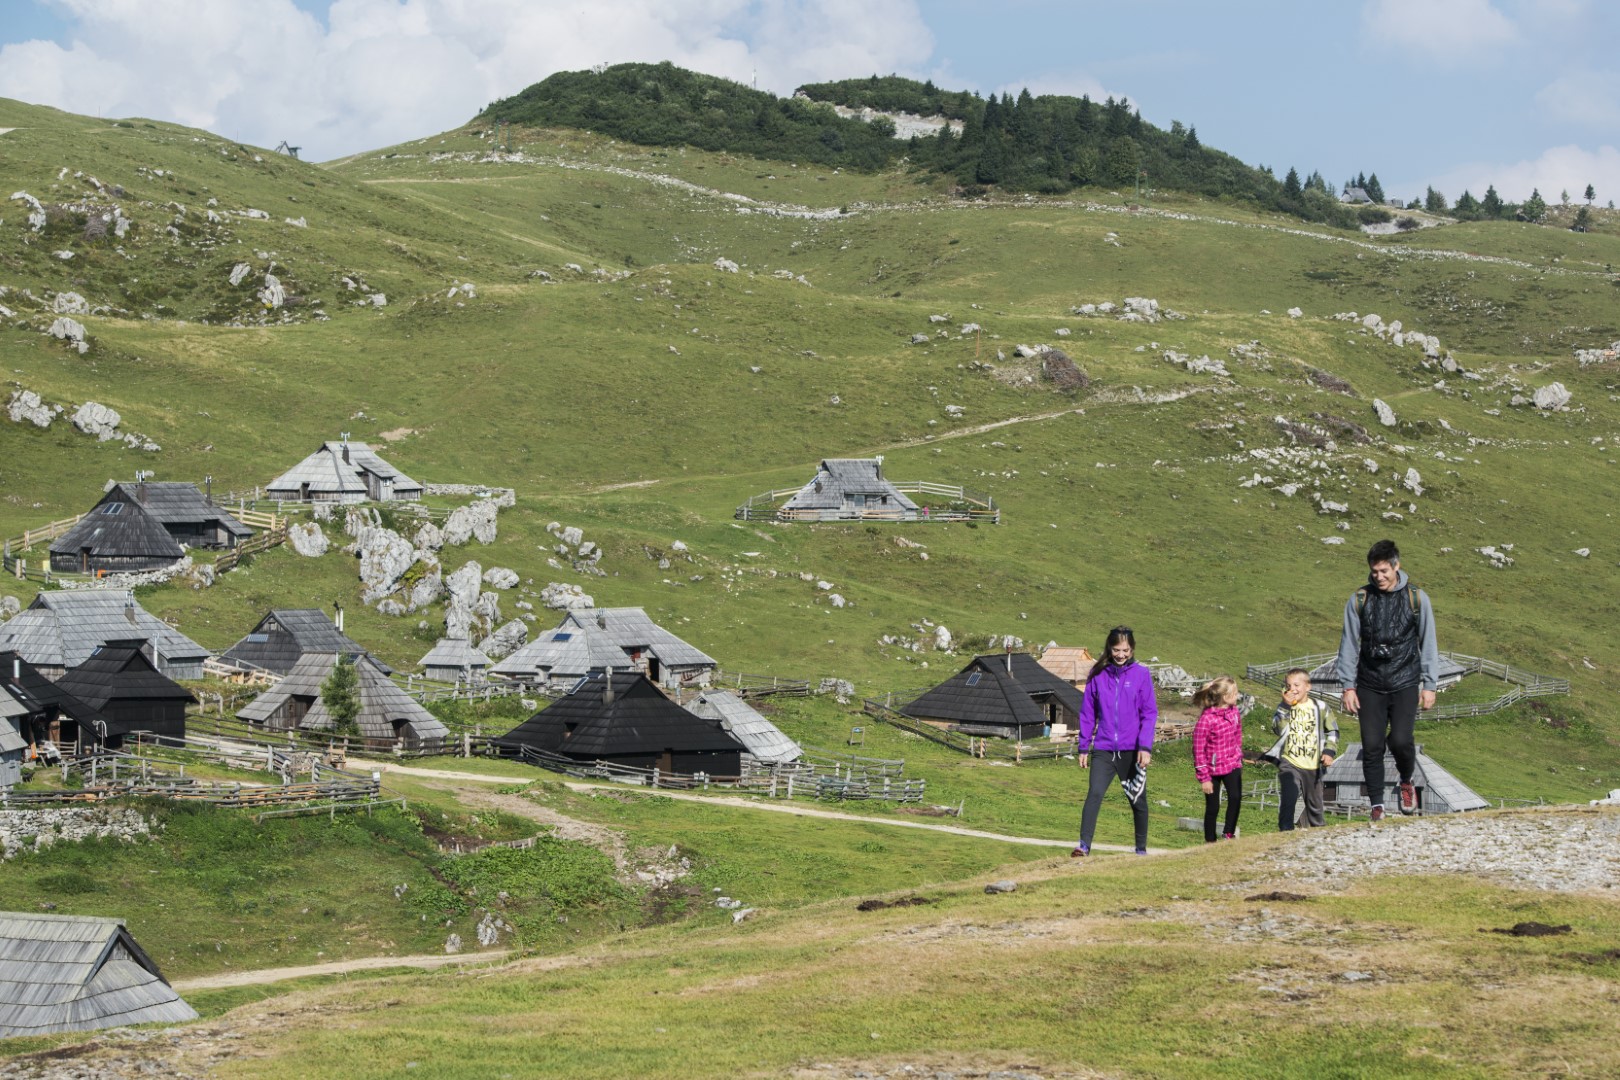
<box><xmin>2</xmin><ymin>97</ymin><xmax>1620</xmax><ymax>1073</ymax></box>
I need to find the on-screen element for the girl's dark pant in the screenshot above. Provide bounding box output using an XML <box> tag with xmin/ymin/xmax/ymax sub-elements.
<box><xmin>1203</xmin><ymin>767</ymin><xmax>1242</xmax><ymax>841</ymax></box>
<box><xmin>1080</xmin><ymin>750</ymin><xmax>1149</xmax><ymax>850</ymax></box>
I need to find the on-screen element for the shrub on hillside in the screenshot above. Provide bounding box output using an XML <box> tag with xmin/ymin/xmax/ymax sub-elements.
<box><xmin>1358</xmin><ymin>205</ymin><xmax>1393</xmax><ymax>225</ymax></box>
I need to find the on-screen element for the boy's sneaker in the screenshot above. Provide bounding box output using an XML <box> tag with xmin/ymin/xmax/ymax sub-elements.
<box><xmin>1134</xmin><ymin>848</ymin><xmax>1149</xmax><ymax>856</ymax></box>
<box><xmin>1399</xmin><ymin>781</ymin><xmax>1417</xmax><ymax>815</ymax></box>
<box><xmin>1369</xmin><ymin>804</ymin><xmax>1385</xmax><ymax>823</ymax></box>
<box><xmin>1070</xmin><ymin>844</ymin><xmax>1089</xmax><ymax>858</ymax></box>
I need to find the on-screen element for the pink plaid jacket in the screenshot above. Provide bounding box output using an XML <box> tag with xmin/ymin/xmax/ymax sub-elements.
<box><xmin>1192</xmin><ymin>706</ymin><xmax>1244</xmax><ymax>783</ymax></box>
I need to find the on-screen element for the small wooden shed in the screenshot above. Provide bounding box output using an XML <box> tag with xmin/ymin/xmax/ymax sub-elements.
<box><xmin>1319</xmin><ymin>743</ymin><xmax>1490</xmax><ymax>815</ymax></box>
<box><xmin>54</xmin><ymin>639</ymin><xmax>195</xmax><ymax>747</ymax></box>
<box><xmin>219</xmin><ymin>608</ymin><xmax>389</xmax><ymax>676</ymax></box>
<box><xmin>48</xmin><ymin>482</ymin><xmax>251</xmax><ymax>574</ymax></box>
<box><xmin>780</xmin><ymin>458</ymin><xmax>919</xmax><ymax>521</ymax></box>
<box><xmin>494</xmin><ymin>672</ymin><xmax>745</xmax><ymax>776</ymax></box>
<box><xmin>0</xmin><ymin>650</ymin><xmax>113</xmax><ymax>762</ymax></box>
<box><xmin>1037</xmin><ymin>646</ymin><xmax>1095</xmax><ymax>688</ymax></box>
<box><xmin>417</xmin><ymin>638</ymin><xmax>492</xmax><ymax>683</ymax></box>
<box><xmin>265</xmin><ymin>439</ymin><xmax>422</xmax><ymax>503</ymax></box>
<box><xmin>235</xmin><ymin>652</ymin><xmax>448</xmax><ymax>747</ymax></box>
<box><xmin>901</xmin><ymin>652</ymin><xmax>1085</xmax><ymax>740</ymax></box>
<box><xmin>0</xmin><ymin>591</ymin><xmax>210</xmax><ymax>680</ymax></box>
<box><xmin>0</xmin><ymin>912</ymin><xmax>197</xmax><ymax>1036</ymax></box>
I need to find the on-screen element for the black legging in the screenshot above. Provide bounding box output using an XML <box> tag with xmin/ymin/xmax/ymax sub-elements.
<box><xmin>1079</xmin><ymin>750</ymin><xmax>1149</xmax><ymax>851</ymax></box>
<box><xmin>1357</xmin><ymin>684</ymin><xmax>1418</xmax><ymax>806</ymax></box>
<box><xmin>1203</xmin><ymin>768</ymin><xmax>1242</xmax><ymax>842</ymax></box>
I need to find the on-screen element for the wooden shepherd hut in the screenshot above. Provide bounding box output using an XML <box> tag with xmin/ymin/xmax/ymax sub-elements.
<box><xmin>219</xmin><ymin>608</ymin><xmax>389</xmax><ymax>676</ymax></box>
<box><xmin>493</xmin><ymin>672</ymin><xmax>746</xmax><ymax>776</ymax></box>
<box><xmin>780</xmin><ymin>458</ymin><xmax>918</xmax><ymax>521</ymax></box>
<box><xmin>901</xmin><ymin>652</ymin><xmax>1085</xmax><ymax>740</ymax></box>
<box><xmin>0</xmin><ymin>912</ymin><xmax>197</xmax><ymax>1036</ymax></box>
<box><xmin>0</xmin><ymin>591</ymin><xmax>210</xmax><ymax>680</ymax></box>
<box><xmin>417</xmin><ymin>638</ymin><xmax>491</xmax><ymax>683</ymax></box>
<box><xmin>491</xmin><ymin>607</ymin><xmax>716</xmax><ymax>691</ymax></box>
<box><xmin>234</xmin><ymin>653</ymin><xmax>448</xmax><ymax>747</ymax></box>
<box><xmin>0</xmin><ymin>650</ymin><xmax>112</xmax><ymax>763</ymax></box>
<box><xmin>53</xmin><ymin>640</ymin><xmax>195</xmax><ymax>747</ymax></box>
<box><xmin>1037</xmin><ymin>646</ymin><xmax>1094</xmax><ymax>689</ymax></box>
<box><xmin>48</xmin><ymin>482</ymin><xmax>251</xmax><ymax>574</ymax></box>
<box><xmin>688</xmin><ymin>690</ymin><xmax>802</xmax><ymax>764</ymax></box>
<box><xmin>1318</xmin><ymin>743</ymin><xmax>1490</xmax><ymax>815</ymax></box>
<box><xmin>265</xmin><ymin>438</ymin><xmax>422</xmax><ymax>503</ymax></box>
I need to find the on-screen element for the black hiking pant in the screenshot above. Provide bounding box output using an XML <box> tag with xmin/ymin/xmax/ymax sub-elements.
<box><xmin>1203</xmin><ymin>768</ymin><xmax>1242</xmax><ymax>842</ymax></box>
<box><xmin>1357</xmin><ymin>684</ymin><xmax>1418</xmax><ymax>807</ymax></box>
<box><xmin>1079</xmin><ymin>750</ymin><xmax>1149</xmax><ymax>851</ymax></box>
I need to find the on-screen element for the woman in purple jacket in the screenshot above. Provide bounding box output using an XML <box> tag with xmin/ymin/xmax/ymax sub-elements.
<box><xmin>1073</xmin><ymin>626</ymin><xmax>1158</xmax><ymax>856</ymax></box>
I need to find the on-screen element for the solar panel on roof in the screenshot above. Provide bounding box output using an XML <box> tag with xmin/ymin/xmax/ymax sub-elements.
<box><xmin>100</xmin><ymin>503</ymin><xmax>123</xmax><ymax>515</ymax></box>
<box><xmin>554</xmin><ymin>632</ymin><xmax>572</xmax><ymax>641</ymax></box>
<box><xmin>966</xmin><ymin>672</ymin><xmax>982</xmax><ymax>686</ymax></box>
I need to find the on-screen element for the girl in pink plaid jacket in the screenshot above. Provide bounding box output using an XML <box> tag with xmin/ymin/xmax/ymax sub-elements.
<box><xmin>1192</xmin><ymin>675</ymin><xmax>1244</xmax><ymax>843</ymax></box>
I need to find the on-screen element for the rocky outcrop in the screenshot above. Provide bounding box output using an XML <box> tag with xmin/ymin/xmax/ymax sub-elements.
<box><xmin>70</xmin><ymin>401</ymin><xmax>121</xmax><ymax>440</ymax></box>
<box><xmin>7</xmin><ymin>389</ymin><xmax>56</xmax><ymax>427</ymax></box>
<box><xmin>443</xmin><ymin>500</ymin><xmax>498</xmax><ymax>545</ymax></box>
<box><xmin>287</xmin><ymin>521</ymin><xmax>329</xmax><ymax>557</ymax></box>
<box><xmin>478</xmin><ymin>619</ymin><xmax>527</xmax><ymax>660</ymax></box>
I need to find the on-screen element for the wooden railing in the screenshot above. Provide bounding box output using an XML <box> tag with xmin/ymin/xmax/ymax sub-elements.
<box><xmin>861</xmin><ymin>697</ymin><xmax>1071</xmax><ymax>762</ymax></box>
<box><xmin>1245</xmin><ymin>651</ymin><xmax>1570</xmax><ymax>719</ymax></box>
<box><xmin>509</xmin><ymin>745</ymin><xmax>925</xmax><ymax>801</ymax></box>
<box><xmin>2</xmin><ymin>513</ymin><xmax>85</xmax><ymax>553</ymax></box>
<box><xmin>213</xmin><ymin>522</ymin><xmax>288</xmax><ymax>574</ymax></box>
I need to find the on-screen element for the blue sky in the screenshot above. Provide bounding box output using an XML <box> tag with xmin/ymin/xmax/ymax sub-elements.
<box><xmin>2</xmin><ymin>0</ymin><xmax>1616</xmax><ymax>204</ymax></box>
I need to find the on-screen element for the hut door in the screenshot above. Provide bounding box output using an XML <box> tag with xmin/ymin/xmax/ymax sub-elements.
<box><xmin>647</xmin><ymin>656</ymin><xmax>662</xmax><ymax>684</ymax></box>
<box><xmin>658</xmin><ymin>750</ymin><xmax>674</xmax><ymax>774</ymax></box>
<box><xmin>80</xmin><ymin>548</ymin><xmax>91</xmax><ymax>572</ymax></box>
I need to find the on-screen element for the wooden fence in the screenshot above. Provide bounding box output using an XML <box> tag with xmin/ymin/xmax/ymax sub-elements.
<box><xmin>707</xmin><ymin>670</ymin><xmax>813</xmax><ymax>698</ymax></box>
<box><xmin>213</xmin><ymin>522</ymin><xmax>288</xmax><ymax>574</ymax></box>
<box><xmin>860</xmin><ymin>697</ymin><xmax>1073</xmax><ymax>762</ymax></box>
<box><xmin>734</xmin><ymin>481</ymin><xmax>999</xmax><ymax>524</ymax></box>
<box><xmin>1245</xmin><ymin>651</ymin><xmax>1570</xmax><ymax>719</ymax></box>
<box><xmin>512</xmin><ymin>745</ymin><xmax>925</xmax><ymax>802</ymax></box>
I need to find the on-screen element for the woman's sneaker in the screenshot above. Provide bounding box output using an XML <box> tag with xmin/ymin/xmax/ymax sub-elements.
<box><xmin>1070</xmin><ymin>844</ymin><xmax>1089</xmax><ymax>858</ymax></box>
<box><xmin>1370</xmin><ymin>805</ymin><xmax>1385</xmax><ymax>823</ymax></box>
<box><xmin>1134</xmin><ymin>848</ymin><xmax>1149</xmax><ymax>856</ymax></box>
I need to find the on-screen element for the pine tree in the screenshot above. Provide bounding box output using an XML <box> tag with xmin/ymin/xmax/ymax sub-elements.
<box><xmin>1425</xmin><ymin>187</ymin><xmax>1447</xmax><ymax>213</ymax></box>
<box><xmin>1523</xmin><ymin>188</ymin><xmax>1547</xmax><ymax>222</ymax></box>
<box><xmin>321</xmin><ymin>655</ymin><xmax>361</xmax><ymax>738</ymax></box>
<box><xmin>1481</xmin><ymin>185</ymin><xmax>1503</xmax><ymax>218</ymax></box>
<box><xmin>1184</xmin><ymin>125</ymin><xmax>1199</xmax><ymax>150</ymax></box>
<box><xmin>1454</xmin><ymin>190</ymin><xmax>1480</xmax><ymax>217</ymax></box>
<box><xmin>1283</xmin><ymin>167</ymin><xmax>1303</xmax><ymax>200</ymax></box>
<box><xmin>1585</xmin><ymin>183</ymin><xmax>1596</xmax><ymax>204</ymax></box>
<box><xmin>1365</xmin><ymin>173</ymin><xmax>1385</xmax><ymax>204</ymax></box>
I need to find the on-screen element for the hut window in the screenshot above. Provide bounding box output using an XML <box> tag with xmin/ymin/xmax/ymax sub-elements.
<box><xmin>246</xmin><ymin>633</ymin><xmax>269</xmax><ymax>643</ymax></box>
<box><xmin>553</xmin><ymin>632</ymin><xmax>572</xmax><ymax>642</ymax></box>
<box><xmin>100</xmin><ymin>503</ymin><xmax>125</xmax><ymax>515</ymax></box>
<box><xmin>966</xmin><ymin>672</ymin><xmax>982</xmax><ymax>687</ymax></box>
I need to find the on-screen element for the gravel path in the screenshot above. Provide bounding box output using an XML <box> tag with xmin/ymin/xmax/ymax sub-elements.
<box><xmin>1260</xmin><ymin>807</ymin><xmax>1620</xmax><ymax>893</ymax></box>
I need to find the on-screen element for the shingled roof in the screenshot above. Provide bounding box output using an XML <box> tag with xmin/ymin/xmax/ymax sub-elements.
<box><xmin>236</xmin><ymin>653</ymin><xmax>447</xmax><ymax>744</ymax></box>
<box><xmin>491</xmin><ymin>607</ymin><xmax>715</xmax><ymax>681</ymax></box>
<box><xmin>47</xmin><ymin>499</ymin><xmax>182</xmax><ymax>566</ymax></box>
<box><xmin>0</xmin><ymin>912</ymin><xmax>197</xmax><ymax>1036</ymax></box>
<box><xmin>492</xmin><ymin>672</ymin><xmax>743</xmax><ymax>759</ymax></box>
<box><xmin>219</xmin><ymin>609</ymin><xmax>389</xmax><ymax>676</ymax></box>
<box><xmin>0</xmin><ymin>650</ymin><xmax>113</xmax><ymax>734</ymax></box>
<box><xmin>901</xmin><ymin>652</ymin><xmax>1085</xmax><ymax>734</ymax></box>
<box><xmin>781</xmin><ymin>458</ymin><xmax>919</xmax><ymax>513</ymax></box>
<box><xmin>54</xmin><ymin>641</ymin><xmax>195</xmax><ymax>739</ymax></box>
<box><xmin>0</xmin><ymin>592</ymin><xmax>209</xmax><ymax>675</ymax></box>
<box><xmin>688</xmin><ymin>690</ymin><xmax>802</xmax><ymax>763</ymax></box>
<box><xmin>1320</xmin><ymin>743</ymin><xmax>1490</xmax><ymax>814</ymax></box>
<box><xmin>265</xmin><ymin>440</ymin><xmax>422</xmax><ymax>500</ymax></box>
<box><xmin>418</xmin><ymin>638</ymin><xmax>491</xmax><ymax>674</ymax></box>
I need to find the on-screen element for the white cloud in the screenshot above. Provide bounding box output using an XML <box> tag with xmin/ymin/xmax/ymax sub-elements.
<box><xmin>1424</xmin><ymin>144</ymin><xmax>1620</xmax><ymax>205</ymax></box>
<box><xmin>1535</xmin><ymin>70</ymin><xmax>1620</xmax><ymax>130</ymax></box>
<box><xmin>0</xmin><ymin>0</ymin><xmax>934</xmax><ymax>160</ymax></box>
<box><xmin>1361</xmin><ymin>0</ymin><xmax>1518</xmax><ymax>62</ymax></box>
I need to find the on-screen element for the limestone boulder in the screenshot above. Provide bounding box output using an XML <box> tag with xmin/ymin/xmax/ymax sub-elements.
<box><xmin>356</xmin><ymin>527</ymin><xmax>415</xmax><ymax>605</ymax></box>
<box><xmin>70</xmin><ymin>402</ymin><xmax>121</xmax><ymax>440</ymax></box>
<box><xmin>53</xmin><ymin>292</ymin><xmax>89</xmax><ymax>315</ymax></box>
<box><xmin>540</xmin><ymin>582</ymin><xmax>594</xmax><ymax>610</ymax></box>
<box><xmin>7</xmin><ymin>389</ymin><xmax>54</xmax><ymax>427</ymax></box>
<box><xmin>1534</xmin><ymin>382</ymin><xmax>1571</xmax><ymax>411</ymax></box>
<box><xmin>483</xmin><ymin>566</ymin><xmax>519</xmax><ymax>590</ymax></box>
<box><xmin>443</xmin><ymin>500</ymin><xmax>498</xmax><ymax>545</ymax></box>
<box><xmin>402</xmin><ymin>557</ymin><xmax>443</xmax><ymax>611</ymax></box>
<box><xmin>478</xmin><ymin>619</ymin><xmax>528</xmax><ymax>660</ymax></box>
<box><xmin>1372</xmin><ymin>399</ymin><xmax>1397</xmax><ymax>427</ymax></box>
<box><xmin>445</xmin><ymin>561</ymin><xmax>483</xmax><ymax>609</ymax></box>
<box><xmin>288</xmin><ymin>521</ymin><xmax>329</xmax><ymax>557</ymax></box>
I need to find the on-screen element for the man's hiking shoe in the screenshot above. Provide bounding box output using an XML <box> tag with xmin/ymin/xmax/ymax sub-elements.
<box><xmin>1399</xmin><ymin>781</ymin><xmax>1417</xmax><ymax>815</ymax></box>
<box><xmin>1070</xmin><ymin>844</ymin><xmax>1089</xmax><ymax>858</ymax></box>
<box><xmin>1370</xmin><ymin>805</ymin><xmax>1385</xmax><ymax>823</ymax></box>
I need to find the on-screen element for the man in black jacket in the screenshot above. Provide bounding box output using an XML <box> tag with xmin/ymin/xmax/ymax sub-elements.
<box><xmin>1335</xmin><ymin>539</ymin><xmax>1439</xmax><ymax>821</ymax></box>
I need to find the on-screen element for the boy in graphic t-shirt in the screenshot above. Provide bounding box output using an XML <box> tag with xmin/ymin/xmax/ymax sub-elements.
<box><xmin>1265</xmin><ymin>668</ymin><xmax>1339</xmax><ymax>830</ymax></box>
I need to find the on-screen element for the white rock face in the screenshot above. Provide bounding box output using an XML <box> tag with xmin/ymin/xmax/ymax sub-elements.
<box><xmin>228</xmin><ymin>263</ymin><xmax>252</xmax><ymax>287</ymax></box>
<box><xmin>1287</xmin><ymin>307</ymin><xmax>1303</xmax><ymax>318</ymax></box>
<box><xmin>478</xmin><ymin>619</ymin><xmax>528</xmax><ymax>660</ymax></box>
<box><xmin>49</xmin><ymin>317</ymin><xmax>88</xmax><ymax>352</ymax></box>
<box><xmin>258</xmin><ymin>273</ymin><xmax>285</xmax><ymax>309</ymax></box>
<box><xmin>443</xmin><ymin>501</ymin><xmax>498</xmax><ymax>545</ymax></box>
<box><xmin>445</xmin><ymin>561</ymin><xmax>483</xmax><ymax>610</ymax></box>
<box><xmin>1533</xmin><ymin>382</ymin><xmax>1571</xmax><ymax>410</ymax></box>
<box><xmin>402</xmin><ymin>558</ymin><xmax>443</xmax><ymax>610</ymax></box>
<box><xmin>1372</xmin><ymin>399</ymin><xmax>1397</xmax><ymax>427</ymax></box>
<box><xmin>1402</xmin><ymin>468</ymin><xmax>1424</xmax><ymax>496</ymax></box>
<box><xmin>933</xmin><ymin>625</ymin><xmax>952</xmax><ymax>651</ymax></box>
<box><xmin>413</xmin><ymin>521</ymin><xmax>444</xmax><ymax>552</ymax></box>
<box><xmin>355</xmin><ymin>527</ymin><xmax>415</xmax><ymax>604</ymax></box>
<box><xmin>7</xmin><ymin>389</ymin><xmax>54</xmax><ymax>427</ymax></box>
<box><xmin>53</xmin><ymin>292</ymin><xmax>89</xmax><ymax>315</ymax></box>
<box><xmin>287</xmin><ymin>521</ymin><xmax>329</xmax><ymax>557</ymax></box>
<box><xmin>540</xmin><ymin>582</ymin><xmax>594</xmax><ymax>610</ymax></box>
<box><xmin>483</xmin><ymin>567</ymin><xmax>519</xmax><ymax>590</ymax></box>
<box><xmin>713</xmin><ymin>257</ymin><xmax>739</xmax><ymax>273</ymax></box>
<box><xmin>70</xmin><ymin>401</ymin><xmax>121</xmax><ymax>440</ymax></box>
<box><xmin>829</xmin><ymin>594</ymin><xmax>846</xmax><ymax>608</ymax></box>
<box><xmin>560</xmin><ymin>525</ymin><xmax>584</xmax><ymax>547</ymax></box>
<box><xmin>0</xmin><ymin>595</ymin><xmax>20</xmax><ymax>621</ymax></box>
<box><xmin>670</xmin><ymin>540</ymin><xmax>688</xmax><ymax>553</ymax></box>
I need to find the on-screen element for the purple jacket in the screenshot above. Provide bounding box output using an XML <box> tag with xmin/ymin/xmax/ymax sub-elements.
<box><xmin>1077</xmin><ymin>661</ymin><xmax>1158</xmax><ymax>753</ymax></box>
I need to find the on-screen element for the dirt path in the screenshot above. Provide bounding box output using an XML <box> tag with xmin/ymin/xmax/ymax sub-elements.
<box><xmin>171</xmin><ymin>949</ymin><xmax>514</xmax><ymax>991</ymax></box>
<box><xmin>378</xmin><ymin>763</ymin><xmax>1147</xmax><ymax>854</ymax></box>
